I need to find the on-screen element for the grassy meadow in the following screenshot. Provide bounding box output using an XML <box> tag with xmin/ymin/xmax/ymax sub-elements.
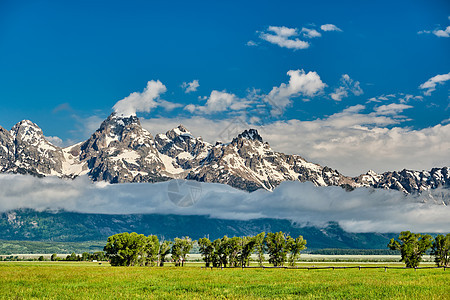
<box><xmin>0</xmin><ymin>261</ymin><xmax>448</xmax><ymax>299</ymax></box>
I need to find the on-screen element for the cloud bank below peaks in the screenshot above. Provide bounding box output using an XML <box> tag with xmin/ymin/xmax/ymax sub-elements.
<box><xmin>0</xmin><ymin>174</ymin><xmax>448</xmax><ymax>233</ymax></box>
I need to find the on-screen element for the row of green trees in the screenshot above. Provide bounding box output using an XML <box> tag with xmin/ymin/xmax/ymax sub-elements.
<box><xmin>104</xmin><ymin>231</ymin><xmax>306</xmax><ymax>267</ymax></box>
<box><xmin>103</xmin><ymin>232</ymin><xmax>193</xmax><ymax>267</ymax></box>
<box><xmin>198</xmin><ymin>232</ymin><xmax>306</xmax><ymax>267</ymax></box>
<box><xmin>103</xmin><ymin>231</ymin><xmax>449</xmax><ymax>268</ymax></box>
<box><xmin>388</xmin><ymin>231</ymin><xmax>450</xmax><ymax>268</ymax></box>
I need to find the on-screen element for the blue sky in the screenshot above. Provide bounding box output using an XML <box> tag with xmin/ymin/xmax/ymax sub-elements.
<box><xmin>0</xmin><ymin>0</ymin><xmax>449</xmax><ymax>175</ymax></box>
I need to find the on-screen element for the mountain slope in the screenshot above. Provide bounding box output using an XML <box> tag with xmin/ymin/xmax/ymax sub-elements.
<box><xmin>0</xmin><ymin>209</ymin><xmax>396</xmax><ymax>249</ymax></box>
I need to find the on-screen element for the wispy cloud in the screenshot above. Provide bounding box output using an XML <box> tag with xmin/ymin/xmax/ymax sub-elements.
<box><xmin>0</xmin><ymin>174</ymin><xmax>448</xmax><ymax>233</ymax></box>
<box><xmin>259</xmin><ymin>26</ymin><xmax>310</xmax><ymax>50</ymax></box>
<box><xmin>419</xmin><ymin>27</ymin><xmax>450</xmax><ymax>37</ymax></box>
<box><xmin>301</xmin><ymin>27</ymin><xmax>322</xmax><ymax>38</ymax></box>
<box><xmin>52</xmin><ymin>103</ymin><xmax>73</xmax><ymax>114</ymax></box>
<box><xmin>367</xmin><ymin>93</ymin><xmax>423</xmax><ymax>104</ymax></box>
<box><xmin>330</xmin><ymin>74</ymin><xmax>363</xmax><ymax>101</ymax></box>
<box><xmin>257</xmin><ymin>24</ymin><xmax>342</xmax><ymax>50</ymax></box>
<box><xmin>419</xmin><ymin>72</ymin><xmax>450</xmax><ymax>95</ymax></box>
<box><xmin>181</xmin><ymin>80</ymin><xmax>200</xmax><ymax>93</ymax></box>
<box><xmin>184</xmin><ymin>90</ymin><xmax>250</xmax><ymax>114</ymax></box>
<box><xmin>320</xmin><ymin>24</ymin><xmax>342</xmax><ymax>32</ymax></box>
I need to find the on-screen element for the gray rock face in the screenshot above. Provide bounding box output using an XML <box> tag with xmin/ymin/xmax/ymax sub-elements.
<box><xmin>186</xmin><ymin>129</ymin><xmax>353</xmax><ymax>191</ymax></box>
<box><xmin>0</xmin><ymin>126</ymin><xmax>15</xmax><ymax>172</ymax></box>
<box><xmin>7</xmin><ymin>120</ymin><xmax>65</xmax><ymax>176</ymax></box>
<box><xmin>355</xmin><ymin>167</ymin><xmax>450</xmax><ymax>194</ymax></box>
<box><xmin>154</xmin><ymin>125</ymin><xmax>211</xmax><ymax>171</ymax></box>
<box><xmin>0</xmin><ymin>114</ymin><xmax>448</xmax><ymax>194</ymax></box>
<box><xmin>80</xmin><ymin>113</ymin><xmax>168</xmax><ymax>183</ymax></box>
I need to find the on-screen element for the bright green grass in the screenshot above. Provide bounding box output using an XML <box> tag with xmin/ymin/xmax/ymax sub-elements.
<box><xmin>0</xmin><ymin>262</ymin><xmax>448</xmax><ymax>299</ymax></box>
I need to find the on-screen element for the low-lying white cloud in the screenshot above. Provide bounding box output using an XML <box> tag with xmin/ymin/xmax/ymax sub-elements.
<box><xmin>113</xmin><ymin>80</ymin><xmax>167</xmax><ymax>117</ymax></box>
<box><xmin>419</xmin><ymin>73</ymin><xmax>450</xmax><ymax>96</ymax></box>
<box><xmin>259</xmin><ymin>26</ymin><xmax>310</xmax><ymax>50</ymax></box>
<box><xmin>0</xmin><ymin>174</ymin><xmax>448</xmax><ymax>233</ymax></box>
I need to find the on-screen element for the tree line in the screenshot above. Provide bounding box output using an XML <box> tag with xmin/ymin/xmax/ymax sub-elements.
<box><xmin>388</xmin><ymin>231</ymin><xmax>450</xmax><ymax>268</ymax></box>
<box><xmin>103</xmin><ymin>231</ymin><xmax>306</xmax><ymax>267</ymax></box>
<box><xmin>102</xmin><ymin>230</ymin><xmax>449</xmax><ymax>268</ymax></box>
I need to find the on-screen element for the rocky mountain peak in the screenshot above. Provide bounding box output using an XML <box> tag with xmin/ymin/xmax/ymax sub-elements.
<box><xmin>164</xmin><ymin>125</ymin><xmax>193</xmax><ymax>140</ymax></box>
<box><xmin>233</xmin><ymin>129</ymin><xmax>263</xmax><ymax>143</ymax></box>
<box><xmin>106</xmin><ymin>112</ymin><xmax>140</xmax><ymax>127</ymax></box>
<box><xmin>10</xmin><ymin>120</ymin><xmax>46</xmax><ymax>145</ymax></box>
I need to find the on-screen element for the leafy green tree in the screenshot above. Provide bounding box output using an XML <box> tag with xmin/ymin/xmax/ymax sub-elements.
<box><xmin>104</xmin><ymin>232</ymin><xmax>147</xmax><ymax>266</ymax></box>
<box><xmin>198</xmin><ymin>237</ymin><xmax>214</xmax><ymax>267</ymax></box>
<box><xmin>227</xmin><ymin>237</ymin><xmax>242</xmax><ymax>267</ymax></box>
<box><xmin>51</xmin><ymin>253</ymin><xmax>58</xmax><ymax>261</ymax></box>
<box><xmin>286</xmin><ymin>235</ymin><xmax>307</xmax><ymax>266</ymax></box>
<box><xmin>38</xmin><ymin>255</ymin><xmax>44</xmax><ymax>261</ymax></box>
<box><xmin>254</xmin><ymin>232</ymin><xmax>266</xmax><ymax>266</ymax></box>
<box><xmin>81</xmin><ymin>252</ymin><xmax>90</xmax><ymax>261</ymax></box>
<box><xmin>158</xmin><ymin>240</ymin><xmax>171</xmax><ymax>267</ymax></box>
<box><xmin>431</xmin><ymin>233</ymin><xmax>450</xmax><ymax>267</ymax></box>
<box><xmin>172</xmin><ymin>237</ymin><xmax>193</xmax><ymax>266</ymax></box>
<box><xmin>388</xmin><ymin>231</ymin><xmax>433</xmax><ymax>268</ymax></box>
<box><xmin>239</xmin><ymin>236</ymin><xmax>256</xmax><ymax>267</ymax></box>
<box><xmin>265</xmin><ymin>232</ymin><xmax>288</xmax><ymax>266</ymax></box>
<box><xmin>211</xmin><ymin>239</ymin><xmax>222</xmax><ymax>267</ymax></box>
<box><xmin>145</xmin><ymin>235</ymin><xmax>160</xmax><ymax>266</ymax></box>
<box><xmin>218</xmin><ymin>236</ymin><xmax>231</xmax><ymax>267</ymax></box>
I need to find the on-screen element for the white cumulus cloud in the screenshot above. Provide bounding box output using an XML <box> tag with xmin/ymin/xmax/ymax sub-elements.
<box><xmin>259</xmin><ymin>26</ymin><xmax>310</xmax><ymax>50</ymax></box>
<box><xmin>181</xmin><ymin>80</ymin><xmax>200</xmax><ymax>93</ymax></box>
<box><xmin>184</xmin><ymin>90</ymin><xmax>250</xmax><ymax>114</ymax></box>
<box><xmin>113</xmin><ymin>80</ymin><xmax>167</xmax><ymax>117</ymax></box>
<box><xmin>265</xmin><ymin>69</ymin><xmax>326</xmax><ymax>115</ymax></box>
<box><xmin>301</xmin><ymin>27</ymin><xmax>322</xmax><ymax>38</ymax></box>
<box><xmin>320</xmin><ymin>24</ymin><xmax>342</xmax><ymax>32</ymax></box>
<box><xmin>433</xmin><ymin>26</ymin><xmax>450</xmax><ymax>38</ymax></box>
<box><xmin>419</xmin><ymin>73</ymin><xmax>450</xmax><ymax>96</ymax></box>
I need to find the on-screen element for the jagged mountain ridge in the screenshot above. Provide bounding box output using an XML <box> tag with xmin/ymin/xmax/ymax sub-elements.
<box><xmin>0</xmin><ymin>113</ymin><xmax>448</xmax><ymax>193</ymax></box>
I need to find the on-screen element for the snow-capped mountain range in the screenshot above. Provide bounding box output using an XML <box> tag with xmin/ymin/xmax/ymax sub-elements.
<box><xmin>0</xmin><ymin>113</ymin><xmax>449</xmax><ymax>194</ymax></box>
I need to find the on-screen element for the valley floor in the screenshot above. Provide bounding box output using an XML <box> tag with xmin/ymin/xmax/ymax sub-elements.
<box><xmin>0</xmin><ymin>261</ymin><xmax>448</xmax><ymax>299</ymax></box>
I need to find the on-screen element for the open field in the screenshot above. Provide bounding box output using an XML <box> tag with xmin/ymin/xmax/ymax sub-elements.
<box><xmin>0</xmin><ymin>261</ymin><xmax>448</xmax><ymax>299</ymax></box>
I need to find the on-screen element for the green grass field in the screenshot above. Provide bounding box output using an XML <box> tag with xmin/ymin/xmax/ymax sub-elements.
<box><xmin>0</xmin><ymin>261</ymin><xmax>448</xmax><ymax>299</ymax></box>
